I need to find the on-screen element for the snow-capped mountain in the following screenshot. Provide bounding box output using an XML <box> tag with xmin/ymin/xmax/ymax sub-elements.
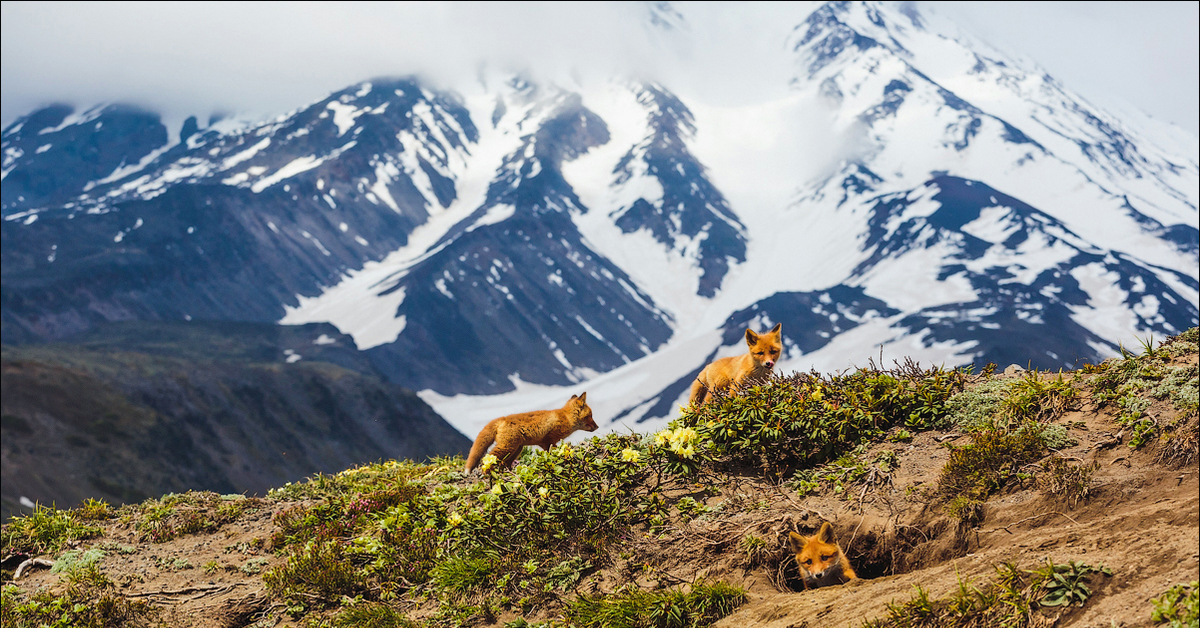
<box><xmin>3</xmin><ymin>1</ymin><xmax>1196</xmax><ymax>440</ymax></box>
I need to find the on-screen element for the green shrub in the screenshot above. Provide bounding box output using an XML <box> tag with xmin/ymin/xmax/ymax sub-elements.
<box><xmin>263</xmin><ymin>539</ymin><xmax>368</xmax><ymax>607</ymax></box>
<box><xmin>566</xmin><ymin>581</ymin><xmax>746</xmax><ymax>628</ymax></box>
<box><xmin>678</xmin><ymin>362</ymin><xmax>965</xmax><ymax>474</ymax></box>
<box><xmin>0</xmin><ymin>573</ymin><xmax>157</xmax><ymax>628</ymax></box>
<box><xmin>50</xmin><ymin>548</ymin><xmax>106</xmax><ymax>577</ymax></box>
<box><xmin>944</xmin><ymin>378</ymin><xmax>1011</xmax><ymax>432</ymax></box>
<box><xmin>938</xmin><ymin>425</ymin><xmax>1045</xmax><ymax>511</ymax></box>
<box><xmin>1087</xmin><ymin>328</ymin><xmax>1199</xmax><ymax>452</ymax></box>
<box><xmin>2</xmin><ymin>504</ymin><xmax>102</xmax><ymax>555</ymax></box>
<box><xmin>1152</xmin><ymin>581</ymin><xmax>1199</xmax><ymax>627</ymax></box>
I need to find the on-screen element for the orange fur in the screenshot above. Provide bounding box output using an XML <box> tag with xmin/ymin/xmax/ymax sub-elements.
<box><xmin>464</xmin><ymin>393</ymin><xmax>598</xmax><ymax>473</ymax></box>
<box><xmin>690</xmin><ymin>323</ymin><xmax>783</xmax><ymax>405</ymax></box>
<box><xmin>788</xmin><ymin>522</ymin><xmax>857</xmax><ymax>589</ymax></box>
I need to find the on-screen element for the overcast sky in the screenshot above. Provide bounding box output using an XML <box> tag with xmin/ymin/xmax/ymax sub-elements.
<box><xmin>2</xmin><ymin>1</ymin><xmax>1197</xmax><ymax>137</ymax></box>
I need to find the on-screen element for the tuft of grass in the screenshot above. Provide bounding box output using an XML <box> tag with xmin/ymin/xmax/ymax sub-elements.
<box><xmin>566</xmin><ymin>581</ymin><xmax>746</xmax><ymax>628</ymax></box>
<box><xmin>1158</xmin><ymin>415</ymin><xmax>1199</xmax><ymax>468</ymax></box>
<box><xmin>864</xmin><ymin>559</ymin><xmax>1111</xmax><ymax>627</ymax></box>
<box><xmin>938</xmin><ymin>425</ymin><xmax>1045</xmax><ymax>507</ymax></box>
<box><xmin>1036</xmin><ymin>456</ymin><xmax>1098</xmax><ymax>508</ymax></box>
<box><xmin>1087</xmin><ymin>328</ymin><xmax>1199</xmax><ymax>453</ymax></box>
<box><xmin>2</xmin><ymin>504</ymin><xmax>103</xmax><ymax>555</ymax></box>
<box><xmin>790</xmin><ymin>447</ymin><xmax>898</xmax><ymax>499</ymax></box>
<box><xmin>739</xmin><ymin>535</ymin><xmax>771</xmax><ymax>568</ymax></box>
<box><xmin>263</xmin><ymin>539</ymin><xmax>367</xmax><ymax>607</ymax></box>
<box><xmin>317</xmin><ymin>602</ymin><xmax>422</xmax><ymax>628</ymax></box>
<box><xmin>1001</xmin><ymin>371</ymin><xmax>1078</xmax><ymax>424</ymax></box>
<box><xmin>430</xmin><ymin>556</ymin><xmax>495</xmax><ymax>597</ymax></box>
<box><xmin>1151</xmin><ymin>581</ymin><xmax>1199</xmax><ymax>627</ymax></box>
<box><xmin>75</xmin><ymin>499</ymin><xmax>114</xmax><ymax>522</ymax></box>
<box><xmin>135</xmin><ymin>491</ymin><xmax>266</xmax><ymax>543</ymax></box>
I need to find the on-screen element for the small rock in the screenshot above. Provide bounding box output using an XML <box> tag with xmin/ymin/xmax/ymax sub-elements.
<box><xmin>1003</xmin><ymin>364</ymin><xmax>1026</xmax><ymax>375</ymax></box>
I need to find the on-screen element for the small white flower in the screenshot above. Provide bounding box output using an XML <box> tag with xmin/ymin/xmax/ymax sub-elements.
<box><xmin>621</xmin><ymin>448</ymin><xmax>640</xmax><ymax>463</ymax></box>
<box><xmin>538</xmin><ymin>487</ymin><xmax>549</xmax><ymax>498</ymax></box>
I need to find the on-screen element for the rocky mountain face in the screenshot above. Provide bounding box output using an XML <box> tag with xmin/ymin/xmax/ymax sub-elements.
<box><xmin>0</xmin><ymin>321</ymin><xmax>471</xmax><ymax>519</ymax></box>
<box><xmin>2</xmin><ymin>1</ymin><xmax>1197</xmax><ymax>440</ymax></box>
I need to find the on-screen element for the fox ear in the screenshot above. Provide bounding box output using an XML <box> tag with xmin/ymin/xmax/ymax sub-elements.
<box><xmin>770</xmin><ymin>322</ymin><xmax>782</xmax><ymax>336</ymax></box>
<box><xmin>816</xmin><ymin>522</ymin><xmax>834</xmax><ymax>544</ymax></box>
<box><xmin>578</xmin><ymin>392</ymin><xmax>587</xmax><ymax>404</ymax></box>
<box><xmin>745</xmin><ymin>328</ymin><xmax>759</xmax><ymax>346</ymax></box>
<box><xmin>788</xmin><ymin>530</ymin><xmax>806</xmax><ymax>552</ymax></box>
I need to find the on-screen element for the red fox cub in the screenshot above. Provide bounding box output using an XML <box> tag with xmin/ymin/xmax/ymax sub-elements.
<box><xmin>464</xmin><ymin>393</ymin><xmax>598</xmax><ymax>473</ymax></box>
<box><xmin>788</xmin><ymin>522</ymin><xmax>858</xmax><ymax>589</ymax></box>
<box><xmin>690</xmin><ymin>323</ymin><xmax>783</xmax><ymax>405</ymax></box>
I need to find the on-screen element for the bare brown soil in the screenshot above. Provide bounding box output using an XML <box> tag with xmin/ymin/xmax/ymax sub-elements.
<box><xmin>7</xmin><ymin>365</ymin><xmax>1199</xmax><ymax>628</ymax></box>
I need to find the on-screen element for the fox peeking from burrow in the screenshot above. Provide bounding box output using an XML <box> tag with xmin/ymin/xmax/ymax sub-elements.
<box><xmin>788</xmin><ymin>522</ymin><xmax>858</xmax><ymax>589</ymax></box>
<box><xmin>689</xmin><ymin>322</ymin><xmax>783</xmax><ymax>406</ymax></box>
<box><xmin>464</xmin><ymin>393</ymin><xmax>598</xmax><ymax>473</ymax></box>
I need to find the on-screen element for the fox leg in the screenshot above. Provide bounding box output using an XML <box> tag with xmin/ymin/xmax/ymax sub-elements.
<box><xmin>689</xmin><ymin>377</ymin><xmax>709</xmax><ymax>406</ymax></box>
<box><xmin>491</xmin><ymin>442</ymin><xmax>523</xmax><ymax>469</ymax></box>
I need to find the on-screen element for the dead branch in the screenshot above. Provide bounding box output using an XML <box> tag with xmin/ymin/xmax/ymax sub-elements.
<box><xmin>13</xmin><ymin>557</ymin><xmax>54</xmax><ymax>579</ymax></box>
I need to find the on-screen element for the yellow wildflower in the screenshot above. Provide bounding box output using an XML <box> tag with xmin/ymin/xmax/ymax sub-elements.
<box><xmin>480</xmin><ymin>453</ymin><xmax>499</xmax><ymax>473</ymax></box>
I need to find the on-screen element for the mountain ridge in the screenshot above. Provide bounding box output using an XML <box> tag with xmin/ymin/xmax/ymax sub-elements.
<box><xmin>2</xmin><ymin>1</ymin><xmax>1196</xmax><ymax>438</ymax></box>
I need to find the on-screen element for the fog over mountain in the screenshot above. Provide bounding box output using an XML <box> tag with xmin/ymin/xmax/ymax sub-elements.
<box><xmin>2</xmin><ymin>2</ymin><xmax>1196</xmax><ymax>133</ymax></box>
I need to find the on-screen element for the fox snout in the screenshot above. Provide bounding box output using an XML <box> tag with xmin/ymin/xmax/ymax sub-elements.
<box><xmin>763</xmin><ymin>359</ymin><xmax>776</xmax><ymax>369</ymax></box>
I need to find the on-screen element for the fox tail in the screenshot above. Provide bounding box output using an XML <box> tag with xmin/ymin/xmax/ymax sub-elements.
<box><xmin>464</xmin><ymin>422</ymin><xmax>498</xmax><ymax>473</ymax></box>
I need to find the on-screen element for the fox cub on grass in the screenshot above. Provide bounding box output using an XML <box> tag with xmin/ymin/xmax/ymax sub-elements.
<box><xmin>464</xmin><ymin>393</ymin><xmax>599</xmax><ymax>473</ymax></box>
<box><xmin>690</xmin><ymin>323</ymin><xmax>783</xmax><ymax>405</ymax></box>
<box><xmin>788</xmin><ymin>521</ymin><xmax>858</xmax><ymax>589</ymax></box>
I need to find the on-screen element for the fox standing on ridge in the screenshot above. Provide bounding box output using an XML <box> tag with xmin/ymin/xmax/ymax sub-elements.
<box><xmin>689</xmin><ymin>323</ymin><xmax>783</xmax><ymax>405</ymax></box>
<box><xmin>464</xmin><ymin>393</ymin><xmax>598</xmax><ymax>473</ymax></box>
<box><xmin>788</xmin><ymin>522</ymin><xmax>858</xmax><ymax>589</ymax></box>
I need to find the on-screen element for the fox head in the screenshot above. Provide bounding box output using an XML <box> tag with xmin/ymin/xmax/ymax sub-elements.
<box><xmin>565</xmin><ymin>392</ymin><xmax>599</xmax><ymax>432</ymax></box>
<box><xmin>788</xmin><ymin>522</ymin><xmax>853</xmax><ymax>589</ymax></box>
<box><xmin>744</xmin><ymin>323</ymin><xmax>783</xmax><ymax>371</ymax></box>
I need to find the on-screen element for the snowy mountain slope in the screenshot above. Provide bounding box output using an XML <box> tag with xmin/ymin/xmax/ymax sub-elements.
<box><xmin>2</xmin><ymin>2</ymin><xmax>1197</xmax><ymax>438</ymax></box>
<box><xmin>1</xmin><ymin>79</ymin><xmax>483</xmax><ymax>343</ymax></box>
<box><xmin>1</xmin><ymin>104</ymin><xmax>169</xmax><ymax>213</ymax></box>
<box><xmin>416</xmin><ymin>1</ymin><xmax>1198</xmax><ymax>434</ymax></box>
<box><xmin>356</xmin><ymin>87</ymin><xmax>677</xmax><ymax>395</ymax></box>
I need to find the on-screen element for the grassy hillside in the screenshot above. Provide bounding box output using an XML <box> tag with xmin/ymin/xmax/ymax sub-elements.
<box><xmin>2</xmin><ymin>329</ymin><xmax>1197</xmax><ymax>628</ymax></box>
<box><xmin>1</xmin><ymin>320</ymin><xmax>471</xmax><ymax>520</ymax></box>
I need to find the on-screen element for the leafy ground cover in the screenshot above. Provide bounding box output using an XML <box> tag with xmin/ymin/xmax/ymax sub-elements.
<box><xmin>3</xmin><ymin>329</ymin><xmax>1197</xmax><ymax>628</ymax></box>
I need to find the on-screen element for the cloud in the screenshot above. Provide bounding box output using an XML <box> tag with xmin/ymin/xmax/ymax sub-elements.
<box><xmin>924</xmin><ymin>0</ymin><xmax>1200</xmax><ymax>135</ymax></box>
<box><xmin>2</xmin><ymin>1</ymin><xmax>1196</xmax><ymax>137</ymax></box>
<box><xmin>0</xmin><ymin>1</ymin><xmax>813</xmax><ymax>128</ymax></box>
